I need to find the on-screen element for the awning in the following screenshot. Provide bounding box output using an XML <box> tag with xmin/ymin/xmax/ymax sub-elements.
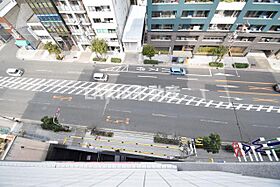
<box><xmin>173</xmin><ymin>51</ymin><xmax>193</xmax><ymax>58</ymax></box>
<box><xmin>15</xmin><ymin>40</ymin><xmax>30</xmax><ymax>46</ymax></box>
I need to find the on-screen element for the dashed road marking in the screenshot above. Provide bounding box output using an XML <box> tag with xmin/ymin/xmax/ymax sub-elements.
<box><xmin>137</xmin><ymin>75</ymin><xmax>158</xmax><ymax>79</ymax></box>
<box><xmin>253</xmin><ymin>98</ymin><xmax>279</xmax><ymax>103</ymax></box>
<box><xmin>217</xmin><ymin>90</ymin><xmax>280</xmax><ymax>97</ymax></box>
<box><xmin>215</xmin><ymin>80</ymin><xmax>273</xmax><ymax>85</ymax></box>
<box><xmin>200</xmin><ymin>119</ymin><xmax>228</xmax><ymax>125</ymax></box>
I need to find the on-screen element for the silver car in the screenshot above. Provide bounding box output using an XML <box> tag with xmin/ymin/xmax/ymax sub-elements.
<box><xmin>93</xmin><ymin>73</ymin><xmax>108</xmax><ymax>82</ymax></box>
<box><xmin>6</xmin><ymin>68</ymin><xmax>24</xmax><ymax>77</ymax></box>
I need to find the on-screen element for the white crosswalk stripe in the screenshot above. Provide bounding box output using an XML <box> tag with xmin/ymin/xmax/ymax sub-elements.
<box><xmin>0</xmin><ymin>76</ymin><xmax>279</xmax><ymax>114</ymax></box>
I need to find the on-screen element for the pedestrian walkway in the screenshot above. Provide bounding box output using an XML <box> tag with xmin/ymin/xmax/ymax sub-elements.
<box><xmin>1</xmin><ymin>76</ymin><xmax>280</xmax><ymax>114</ymax></box>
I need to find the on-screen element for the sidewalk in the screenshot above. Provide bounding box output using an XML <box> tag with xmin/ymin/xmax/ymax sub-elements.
<box><xmin>16</xmin><ymin>47</ymin><xmax>280</xmax><ymax>72</ymax></box>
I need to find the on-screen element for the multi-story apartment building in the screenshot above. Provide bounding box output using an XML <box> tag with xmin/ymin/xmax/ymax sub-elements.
<box><xmin>147</xmin><ymin>0</ymin><xmax>280</xmax><ymax>59</ymax></box>
<box><xmin>83</xmin><ymin>0</ymin><xmax>131</xmax><ymax>52</ymax></box>
<box><xmin>53</xmin><ymin>0</ymin><xmax>95</xmax><ymax>50</ymax></box>
<box><xmin>25</xmin><ymin>0</ymin><xmax>75</xmax><ymax>51</ymax></box>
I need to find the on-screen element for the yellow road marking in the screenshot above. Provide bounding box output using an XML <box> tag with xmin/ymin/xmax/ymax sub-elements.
<box><xmin>52</xmin><ymin>95</ymin><xmax>72</xmax><ymax>101</ymax></box>
<box><xmin>215</xmin><ymin>80</ymin><xmax>273</xmax><ymax>85</ymax></box>
<box><xmin>253</xmin><ymin>98</ymin><xmax>279</xmax><ymax>103</ymax></box>
<box><xmin>248</xmin><ymin>86</ymin><xmax>273</xmax><ymax>91</ymax></box>
<box><xmin>217</xmin><ymin>90</ymin><xmax>280</xmax><ymax>97</ymax></box>
<box><xmin>63</xmin><ymin>137</ymin><xmax>67</xmax><ymax>144</ymax></box>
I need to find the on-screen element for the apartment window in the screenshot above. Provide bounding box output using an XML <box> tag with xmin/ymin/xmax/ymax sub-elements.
<box><xmin>209</xmin><ymin>24</ymin><xmax>232</xmax><ymax>31</ymax></box>
<box><xmin>151</xmin><ymin>24</ymin><xmax>174</xmax><ymax>30</ymax></box>
<box><xmin>152</xmin><ymin>11</ymin><xmax>176</xmax><ymax>18</ymax></box>
<box><xmin>244</xmin><ymin>11</ymin><xmax>276</xmax><ymax>19</ymax></box>
<box><xmin>96</xmin><ymin>29</ymin><xmax>108</xmax><ymax>33</ymax></box>
<box><xmin>93</xmin><ymin>18</ymin><xmax>101</xmax><ymax>23</ymax></box>
<box><xmin>176</xmin><ymin>36</ymin><xmax>198</xmax><ymax>41</ymax></box>
<box><xmin>88</xmin><ymin>5</ymin><xmax>111</xmax><ymax>12</ymax></box>
<box><xmin>104</xmin><ymin>18</ymin><xmax>113</xmax><ymax>23</ymax></box>
<box><xmin>108</xmin><ymin>29</ymin><xmax>116</xmax><ymax>33</ymax></box>
<box><xmin>151</xmin><ymin>35</ymin><xmax>172</xmax><ymax>41</ymax></box>
<box><xmin>249</xmin><ymin>25</ymin><xmax>265</xmax><ymax>31</ymax></box>
<box><xmin>30</xmin><ymin>26</ymin><xmax>44</xmax><ymax>30</ymax></box>
<box><xmin>202</xmin><ymin>37</ymin><xmax>224</xmax><ymax>41</ymax></box>
<box><xmin>185</xmin><ymin>0</ymin><xmax>213</xmax><ymax>3</ymax></box>
<box><xmin>215</xmin><ymin>10</ymin><xmax>240</xmax><ymax>17</ymax></box>
<box><xmin>152</xmin><ymin>0</ymin><xmax>179</xmax><ymax>3</ymax></box>
<box><xmin>39</xmin><ymin>36</ymin><xmax>51</xmax><ymax>40</ymax></box>
<box><xmin>235</xmin><ymin>37</ymin><xmax>255</xmax><ymax>42</ymax></box>
<box><xmin>181</xmin><ymin>11</ymin><xmax>209</xmax><ymax>18</ymax></box>
<box><xmin>178</xmin><ymin>24</ymin><xmax>203</xmax><ymax>31</ymax></box>
<box><xmin>253</xmin><ymin>0</ymin><xmax>280</xmax><ymax>3</ymax></box>
<box><xmin>269</xmin><ymin>25</ymin><xmax>280</xmax><ymax>32</ymax></box>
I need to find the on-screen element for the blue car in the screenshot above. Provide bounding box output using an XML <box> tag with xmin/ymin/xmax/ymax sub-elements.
<box><xmin>170</xmin><ymin>67</ymin><xmax>186</xmax><ymax>75</ymax></box>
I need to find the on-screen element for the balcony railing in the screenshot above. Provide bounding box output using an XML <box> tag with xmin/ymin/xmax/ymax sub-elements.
<box><xmin>185</xmin><ymin>0</ymin><xmax>213</xmax><ymax>3</ymax></box>
<box><xmin>152</xmin><ymin>0</ymin><xmax>179</xmax><ymax>4</ymax></box>
<box><xmin>253</xmin><ymin>0</ymin><xmax>280</xmax><ymax>3</ymax></box>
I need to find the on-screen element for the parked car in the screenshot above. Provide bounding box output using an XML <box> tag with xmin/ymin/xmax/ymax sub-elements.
<box><xmin>6</xmin><ymin>68</ymin><xmax>24</xmax><ymax>77</ymax></box>
<box><xmin>93</xmin><ymin>73</ymin><xmax>108</xmax><ymax>82</ymax></box>
<box><xmin>273</xmin><ymin>83</ymin><xmax>280</xmax><ymax>93</ymax></box>
<box><xmin>170</xmin><ymin>67</ymin><xmax>186</xmax><ymax>75</ymax></box>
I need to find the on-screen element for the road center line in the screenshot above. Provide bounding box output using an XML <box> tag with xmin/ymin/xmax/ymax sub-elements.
<box><xmin>108</xmin><ymin>109</ymin><xmax>132</xmax><ymax>113</ymax></box>
<box><xmin>215</xmin><ymin>80</ymin><xmax>273</xmax><ymax>85</ymax></box>
<box><xmin>177</xmin><ymin>77</ymin><xmax>198</xmax><ymax>81</ymax></box>
<box><xmin>67</xmin><ymin>71</ymin><xmax>84</xmax><ymax>74</ymax></box>
<box><xmin>36</xmin><ymin>70</ymin><xmax>52</xmax><ymax>72</ymax></box>
<box><xmin>217</xmin><ymin>90</ymin><xmax>280</xmax><ymax>97</ymax></box>
<box><xmin>152</xmin><ymin>113</ymin><xmax>177</xmax><ymax>118</ymax></box>
<box><xmin>137</xmin><ymin>75</ymin><xmax>158</xmax><ymax>79</ymax></box>
<box><xmin>200</xmin><ymin>119</ymin><xmax>228</xmax><ymax>125</ymax></box>
<box><xmin>216</xmin><ymin>84</ymin><xmax>239</xmax><ymax>88</ymax></box>
<box><xmin>107</xmin><ymin>73</ymin><xmax>120</xmax><ymax>76</ymax></box>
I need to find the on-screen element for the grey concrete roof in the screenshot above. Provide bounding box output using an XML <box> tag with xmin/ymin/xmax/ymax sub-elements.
<box><xmin>0</xmin><ymin>162</ymin><xmax>279</xmax><ymax>186</ymax></box>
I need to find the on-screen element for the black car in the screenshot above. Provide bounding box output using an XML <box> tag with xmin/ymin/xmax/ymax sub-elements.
<box><xmin>273</xmin><ymin>83</ymin><xmax>280</xmax><ymax>92</ymax></box>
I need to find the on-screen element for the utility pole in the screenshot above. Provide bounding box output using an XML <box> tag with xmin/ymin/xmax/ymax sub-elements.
<box><xmin>231</xmin><ymin>102</ymin><xmax>243</xmax><ymax>142</ymax></box>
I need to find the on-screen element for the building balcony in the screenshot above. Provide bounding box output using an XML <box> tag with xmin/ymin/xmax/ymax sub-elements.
<box><xmin>0</xmin><ymin>0</ymin><xmax>17</xmax><ymax>17</ymax></box>
<box><xmin>184</xmin><ymin>0</ymin><xmax>213</xmax><ymax>4</ymax></box>
<box><xmin>71</xmin><ymin>5</ymin><xmax>86</xmax><ymax>13</ymax></box>
<box><xmin>253</xmin><ymin>0</ymin><xmax>280</xmax><ymax>3</ymax></box>
<box><xmin>56</xmin><ymin>5</ymin><xmax>86</xmax><ymax>13</ymax></box>
<box><xmin>210</xmin><ymin>14</ymin><xmax>237</xmax><ymax>24</ymax></box>
<box><xmin>216</xmin><ymin>2</ymin><xmax>246</xmax><ymax>10</ymax></box>
<box><xmin>152</xmin><ymin>0</ymin><xmax>179</xmax><ymax>4</ymax></box>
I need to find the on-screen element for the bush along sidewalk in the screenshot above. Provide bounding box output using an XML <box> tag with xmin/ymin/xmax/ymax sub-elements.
<box><xmin>111</xmin><ymin>57</ymin><xmax>122</xmax><ymax>63</ymax></box>
<box><xmin>153</xmin><ymin>133</ymin><xmax>180</xmax><ymax>145</ymax></box>
<box><xmin>41</xmin><ymin>116</ymin><xmax>71</xmax><ymax>132</ymax></box>
<box><xmin>209</xmin><ymin>62</ymin><xmax>224</xmax><ymax>68</ymax></box>
<box><xmin>91</xmin><ymin>127</ymin><xmax>114</xmax><ymax>137</ymax></box>
<box><xmin>232</xmin><ymin>63</ymin><xmax>249</xmax><ymax>68</ymax></box>
<box><xmin>144</xmin><ymin>59</ymin><xmax>159</xmax><ymax>65</ymax></box>
<box><xmin>93</xmin><ymin>57</ymin><xmax>107</xmax><ymax>62</ymax></box>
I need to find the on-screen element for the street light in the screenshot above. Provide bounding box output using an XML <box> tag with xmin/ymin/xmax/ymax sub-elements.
<box><xmin>231</xmin><ymin>102</ymin><xmax>244</xmax><ymax>142</ymax></box>
<box><xmin>228</xmin><ymin>30</ymin><xmax>240</xmax><ymax>77</ymax></box>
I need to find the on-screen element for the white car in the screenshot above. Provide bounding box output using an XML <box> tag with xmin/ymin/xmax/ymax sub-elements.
<box><xmin>6</xmin><ymin>68</ymin><xmax>24</xmax><ymax>77</ymax></box>
<box><xmin>93</xmin><ymin>73</ymin><xmax>108</xmax><ymax>82</ymax></box>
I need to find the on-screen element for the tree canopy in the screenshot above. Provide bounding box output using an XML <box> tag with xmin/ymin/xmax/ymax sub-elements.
<box><xmin>142</xmin><ymin>45</ymin><xmax>156</xmax><ymax>60</ymax></box>
<box><xmin>91</xmin><ymin>38</ymin><xmax>108</xmax><ymax>58</ymax></box>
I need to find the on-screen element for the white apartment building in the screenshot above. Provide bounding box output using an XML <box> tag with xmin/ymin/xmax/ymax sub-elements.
<box><xmin>83</xmin><ymin>0</ymin><xmax>130</xmax><ymax>52</ymax></box>
<box><xmin>54</xmin><ymin>0</ymin><xmax>95</xmax><ymax>51</ymax></box>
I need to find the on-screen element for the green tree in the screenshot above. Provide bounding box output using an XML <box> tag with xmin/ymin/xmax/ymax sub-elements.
<box><xmin>44</xmin><ymin>42</ymin><xmax>62</xmax><ymax>60</ymax></box>
<box><xmin>202</xmin><ymin>133</ymin><xmax>221</xmax><ymax>154</ymax></box>
<box><xmin>90</xmin><ymin>38</ymin><xmax>108</xmax><ymax>58</ymax></box>
<box><xmin>212</xmin><ymin>46</ymin><xmax>228</xmax><ymax>63</ymax></box>
<box><xmin>142</xmin><ymin>45</ymin><xmax>156</xmax><ymax>60</ymax></box>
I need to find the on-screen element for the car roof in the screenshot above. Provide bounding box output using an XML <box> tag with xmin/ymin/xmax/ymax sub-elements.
<box><xmin>170</xmin><ymin>67</ymin><xmax>182</xmax><ymax>71</ymax></box>
<box><xmin>7</xmin><ymin>68</ymin><xmax>18</xmax><ymax>72</ymax></box>
<box><xmin>93</xmin><ymin>73</ymin><xmax>105</xmax><ymax>78</ymax></box>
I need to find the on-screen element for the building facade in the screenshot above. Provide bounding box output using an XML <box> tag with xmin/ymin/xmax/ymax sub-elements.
<box><xmin>147</xmin><ymin>0</ymin><xmax>280</xmax><ymax>58</ymax></box>
<box><xmin>25</xmin><ymin>0</ymin><xmax>75</xmax><ymax>51</ymax></box>
<box><xmin>83</xmin><ymin>0</ymin><xmax>131</xmax><ymax>52</ymax></box>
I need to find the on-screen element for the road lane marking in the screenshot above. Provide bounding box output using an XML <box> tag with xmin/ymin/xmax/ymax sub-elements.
<box><xmin>107</xmin><ymin>73</ymin><xmax>120</xmax><ymax>76</ymax></box>
<box><xmin>182</xmin><ymin>87</ymin><xmax>192</xmax><ymax>90</ymax></box>
<box><xmin>214</xmin><ymin>73</ymin><xmax>235</xmax><ymax>77</ymax></box>
<box><xmin>215</xmin><ymin>80</ymin><xmax>273</xmax><ymax>85</ymax></box>
<box><xmin>67</xmin><ymin>71</ymin><xmax>84</xmax><ymax>74</ymax></box>
<box><xmin>199</xmin><ymin>89</ymin><xmax>209</xmax><ymax>92</ymax></box>
<box><xmin>217</xmin><ymin>90</ymin><xmax>280</xmax><ymax>97</ymax></box>
<box><xmin>108</xmin><ymin>109</ymin><xmax>132</xmax><ymax>113</ymax></box>
<box><xmin>251</xmin><ymin>124</ymin><xmax>279</xmax><ymax>129</ymax></box>
<box><xmin>176</xmin><ymin>77</ymin><xmax>198</xmax><ymax>81</ymax></box>
<box><xmin>253</xmin><ymin>98</ymin><xmax>279</xmax><ymax>103</ymax></box>
<box><xmin>200</xmin><ymin>119</ymin><xmax>228</xmax><ymax>125</ymax></box>
<box><xmin>248</xmin><ymin>86</ymin><xmax>273</xmax><ymax>91</ymax></box>
<box><xmin>219</xmin><ymin>96</ymin><xmax>243</xmax><ymax>101</ymax></box>
<box><xmin>216</xmin><ymin>84</ymin><xmax>239</xmax><ymax>88</ymax></box>
<box><xmin>36</xmin><ymin>70</ymin><xmax>52</xmax><ymax>72</ymax></box>
<box><xmin>52</xmin><ymin>95</ymin><xmax>72</xmax><ymax>101</ymax></box>
<box><xmin>0</xmin><ymin>98</ymin><xmax>16</xmax><ymax>102</ymax></box>
<box><xmin>137</xmin><ymin>75</ymin><xmax>157</xmax><ymax>79</ymax></box>
<box><xmin>152</xmin><ymin>113</ymin><xmax>177</xmax><ymax>118</ymax></box>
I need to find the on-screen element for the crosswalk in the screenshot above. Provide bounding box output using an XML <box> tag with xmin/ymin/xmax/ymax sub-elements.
<box><xmin>0</xmin><ymin>76</ymin><xmax>280</xmax><ymax>113</ymax></box>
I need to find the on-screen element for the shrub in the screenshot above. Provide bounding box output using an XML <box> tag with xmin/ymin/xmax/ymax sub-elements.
<box><xmin>153</xmin><ymin>134</ymin><xmax>180</xmax><ymax>145</ymax></box>
<box><xmin>111</xmin><ymin>57</ymin><xmax>121</xmax><ymax>63</ymax></box>
<box><xmin>91</xmin><ymin>127</ymin><xmax>114</xmax><ymax>137</ymax></box>
<box><xmin>56</xmin><ymin>54</ymin><xmax>64</xmax><ymax>60</ymax></box>
<box><xmin>156</xmin><ymin>50</ymin><xmax>169</xmax><ymax>55</ymax></box>
<box><xmin>144</xmin><ymin>59</ymin><xmax>159</xmax><ymax>65</ymax></box>
<box><xmin>222</xmin><ymin>144</ymin><xmax>234</xmax><ymax>153</ymax></box>
<box><xmin>209</xmin><ymin>62</ymin><xmax>224</xmax><ymax>68</ymax></box>
<box><xmin>197</xmin><ymin>46</ymin><xmax>218</xmax><ymax>53</ymax></box>
<box><xmin>232</xmin><ymin>63</ymin><xmax>249</xmax><ymax>68</ymax></box>
<box><xmin>40</xmin><ymin>116</ymin><xmax>70</xmax><ymax>132</ymax></box>
<box><xmin>93</xmin><ymin>57</ymin><xmax>107</xmax><ymax>62</ymax></box>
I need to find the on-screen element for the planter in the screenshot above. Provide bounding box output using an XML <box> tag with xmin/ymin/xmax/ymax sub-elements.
<box><xmin>209</xmin><ymin>62</ymin><xmax>224</xmax><ymax>68</ymax></box>
<box><xmin>93</xmin><ymin>57</ymin><xmax>107</xmax><ymax>62</ymax></box>
<box><xmin>111</xmin><ymin>57</ymin><xmax>122</xmax><ymax>63</ymax></box>
<box><xmin>232</xmin><ymin>63</ymin><xmax>249</xmax><ymax>69</ymax></box>
<box><xmin>144</xmin><ymin>59</ymin><xmax>159</xmax><ymax>65</ymax></box>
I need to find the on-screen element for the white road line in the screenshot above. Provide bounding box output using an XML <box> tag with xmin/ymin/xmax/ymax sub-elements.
<box><xmin>137</xmin><ymin>75</ymin><xmax>158</xmax><ymax>79</ymax></box>
<box><xmin>200</xmin><ymin>119</ymin><xmax>228</xmax><ymax>125</ymax></box>
<box><xmin>36</xmin><ymin>70</ymin><xmax>52</xmax><ymax>72</ymax></box>
<box><xmin>251</xmin><ymin>124</ymin><xmax>276</xmax><ymax>128</ymax></box>
<box><xmin>199</xmin><ymin>89</ymin><xmax>209</xmax><ymax>92</ymax></box>
<box><xmin>152</xmin><ymin>113</ymin><xmax>177</xmax><ymax>118</ymax></box>
<box><xmin>176</xmin><ymin>77</ymin><xmax>198</xmax><ymax>81</ymax></box>
<box><xmin>182</xmin><ymin>87</ymin><xmax>192</xmax><ymax>91</ymax></box>
<box><xmin>216</xmin><ymin>84</ymin><xmax>239</xmax><ymax>88</ymax></box>
<box><xmin>214</xmin><ymin>73</ymin><xmax>235</xmax><ymax>77</ymax></box>
<box><xmin>219</xmin><ymin>96</ymin><xmax>243</xmax><ymax>101</ymax></box>
<box><xmin>108</xmin><ymin>109</ymin><xmax>132</xmax><ymax>113</ymax></box>
<box><xmin>107</xmin><ymin>73</ymin><xmax>120</xmax><ymax>76</ymax></box>
<box><xmin>0</xmin><ymin>98</ymin><xmax>16</xmax><ymax>102</ymax></box>
<box><xmin>67</xmin><ymin>71</ymin><xmax>84</xmax><ymax>74</ymax></box>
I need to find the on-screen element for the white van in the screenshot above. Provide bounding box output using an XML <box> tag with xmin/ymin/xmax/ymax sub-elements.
<box><xmin>93</xmin><ymin>73</ymin><xmax>108</xmax><ymax>82</ymax></box>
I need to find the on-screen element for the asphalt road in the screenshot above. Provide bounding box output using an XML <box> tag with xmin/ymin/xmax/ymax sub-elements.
<box><xmin>0</xmin><ymin>41</ymin><xmax>280</xmax><ymax>142</ymax></box>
